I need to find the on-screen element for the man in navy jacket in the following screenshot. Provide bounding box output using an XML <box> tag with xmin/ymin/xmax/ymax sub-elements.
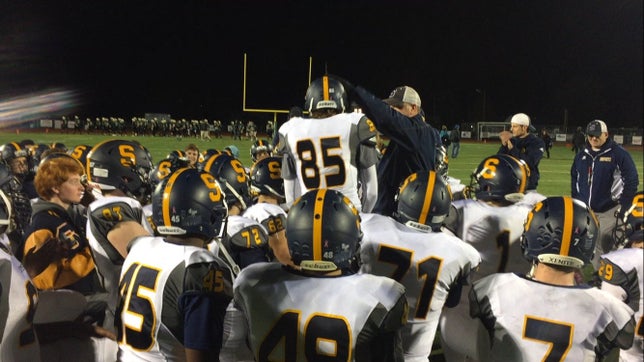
<box><xmin>571</xmin><ymin>119</ymin><xmax>639</xmax><ymax>267</ymax></box>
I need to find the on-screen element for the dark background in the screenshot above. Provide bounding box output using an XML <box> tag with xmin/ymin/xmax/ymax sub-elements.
<box><xmin>1</xmin><ymin>0</ymin><xmax>642</xmax><ymax>128</ymax></box>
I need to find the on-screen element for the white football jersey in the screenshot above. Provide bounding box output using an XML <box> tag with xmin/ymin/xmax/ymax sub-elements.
<box><xmin>277</xmin><ymin>113</ymin><xmax>376</xmax><ymax>210</ymax></box>
<box><xmin>220</xmin><ymin>262</ymin><xmax>407</xmax><ymax>361</ymax></box>
<box><xmin>0</xmin><ymin>243</ymin><xmax>40</xmax><ymax>361</ymax></box>
<box><xmin>359</xmin><ymin>213</ymin><xmax>480</xmax><ymax>361</ymax></box>
<box><xmin>470</xmin><ymin>273</ymin><xmax>635</xmax><ymax>361</ymax></box>
<box><xmin>440</xmin><ymin>194</ymin><xmax>545</xmax><ymax>361</ymax></box>
<box><xmin>118</xmin><ymin>236</ymin><xmax>233</xmax><ymax>361</ymax></box>
<box><xmin>86</xmin><ymin>197</ymin><xmax>152</xmax><ymax>331</ymax></box>
<box><xmin>598</xmin><ymin>248</ymin><xmax>643</xmax><ymax>362</ymax></box>
<box><xmin>243</xmin><ymin>202</ymin><xmax>287</xmax><ymax>237</ymax></box>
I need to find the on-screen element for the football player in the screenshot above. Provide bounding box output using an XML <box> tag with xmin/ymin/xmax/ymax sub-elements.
<box><xmin>439</xmin><ymin>153</ymin><xmax>546</xmax><ymax>360</ymax></box>
<box><xmin>243</xmin><ymin>156</ymin><xmax>291</xmax><ymax>265</ymax></box>
<box><xmin>85</xmin><ymin>139</ymin><xmax>154</xmax><ymax>360</ymax></box>
<box><xmin>467</xmin><ymin>196</ymin><xmax>635</xmax><ymax>360</ymax></box>
<box><xmin>275</xmin><ymin>75</ymin><xmax>379</xmax><ymax>212</ymax></box>
<box><xmin>116</xmin><ymin>168</ymin><xmax>233</xmax><ymax>360</ymax></box>
<box><xmin>359</xmin><ymin>170</ymin><xmax>480</xmax><ymax>361</ymax></box>
<box><xmin>0</xmin><ymin>189</ymin><xmax>41</xmax><ymax>361</ymax></box>
<box><xmin>249</xmin><ymin>139</ymin><xmax>273</xmax><ymax>163</ymax></box>
<box><xmin>220</xmin><ymin>189</ymin><xmax>408</xmax><ymax>361</ymax></box>
<box><xmin>598</xmin><ymin>191</ymin><xmax>643</xmax><ymax>361</ymax></box>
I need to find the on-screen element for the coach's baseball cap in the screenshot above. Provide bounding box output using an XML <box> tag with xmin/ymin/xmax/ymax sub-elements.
<box><xmin>383</xmin><ymin>86</ymin><xmax>421</xmax><ymax>107</ymax></box>
<box><xmin>510</xmin><ymin>113</ymin><xmax>530</xmax><ymax>126</ymax></box>
<box><xmin>586</xmin><ymin>120</ymin><xmax>608</xmax><ymax>137</ymax></box>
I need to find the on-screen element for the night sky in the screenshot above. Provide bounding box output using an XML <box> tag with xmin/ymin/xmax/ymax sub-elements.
<box><xmin>2</xmin><ymin>0</ymin><xmax>642</xmax><ymax>128</ymax></box>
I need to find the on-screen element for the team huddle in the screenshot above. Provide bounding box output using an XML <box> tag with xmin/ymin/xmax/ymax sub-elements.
<box><xmin>0</xmin><ymin>75</ymin><xmax>642</xmax><ymax>361</ymax></box>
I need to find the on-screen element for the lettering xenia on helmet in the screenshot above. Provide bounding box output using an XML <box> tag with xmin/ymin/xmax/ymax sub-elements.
<box><xmin>521</xmin><ymin>196</ymin><xmax>598</xmax><ymax>269</ymax></box>
<box><xmin>468</xmin><ymin>154</ymin><xmax>530</xmax><ymax>203</ymax></box>
<box><xmin>286</xmin><ymin>189</ymin><xmax>362</xmax><ymax>273</ymax></box>
<box><xmin>250</xmin><ymin>156</ymin><xmax>284</xmax><ymax>201</ymax></box>
<box><xmin>613</xmin><ymin>191</ymin><xmax>643</xmax><ymax>247</ymax></box>
<box><xmin>152</xmin><ymin>168</ymin><xmax>228</xmax><ymax>238</ymax></box>
<box><xmin>87</xmin><ymin>139</ymin><xmax>153</xmax><ymax>202</ymax></box>
<box><xmin>304</xmin><ymin>75</ymin><xmax>347</xmax><ymax>113</ymax></box>
<box><xmin>394</xmin><ymin>170</ymin><xmax>452</xmax><ymax>232</ymax></box>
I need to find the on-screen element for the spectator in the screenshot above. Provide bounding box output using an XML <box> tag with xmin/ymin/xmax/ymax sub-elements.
<box><xmin>276</xmin><ymin>75</ymin><xmax>379</xmax><ymax>212</ymax></box>
<box><xmin>450</xmin><ymin>124</ymin><xmax>461</xmax><ymax>158</ymax></box>
<box><xmin>439</xmin><ymin>124</ymin><xmax>451</xmax><ymax>149</ymax></box>
<box><xmin>467</xmin><ymin>196</ymin><xmax>635</xmax><ymax>360</ymax></box>
<box><xmin>572</xmin><ymin>126</ymin><xmax>585</xmax><ymax>154</ymax></box>
<box><xmin>540</xmin><ymin>128</ymin><xmax>553</xmax><ymax>158</ymax></box>
<box><xmin>359</xmin><ymin>170</ymin><xmax>480</xmax><ymax>360</ymax></box>
<box><xmin>498</xmin><ymin>113</ymin><xmax>545</xmax><ymax>191</ymax></box>
<box><xmin>597</xmin><ymin>190</ymin><xmax>643</xmax><ymax>362</ymax></box>
<box><xmin>220</xmin><ymin>189</ymin><xmax>408</xmax><ymax>361</ymax></box>
<box><xmin>335</xmin><ymin>76</ymin><xmax>440</xmax><ymax>216</ymax></box>
<box><xmin>117</xmin><ymin>168</ymin><xmax>233</xmax><ymax>361</ymax></box>
<box><xmin>571</xmin><ymin>119</ymin><xmax>639</xmax><ymax>268</ymax></box>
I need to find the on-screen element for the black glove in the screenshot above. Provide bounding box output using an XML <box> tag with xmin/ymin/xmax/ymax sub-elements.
<box><xmin>328</xmin><ymin>74</ymin><xmax>355</xmax><ymax>95</ymax></box>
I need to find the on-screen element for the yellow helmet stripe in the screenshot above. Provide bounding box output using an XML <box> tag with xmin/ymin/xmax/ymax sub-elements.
<box><xmin>418</xmin><ymin>172</ymin><xmax>436</xmax><ymax>225</ymax></box>
<box><xmin>162</xmin><ymin>168</ymin><xmax>186</xmax><ymax>227</ymax></box>
<box><xmin>313</xmin><ymin>189</ymin><xmax>327</xmax><ymax>261</ymax></box>
<box><xmin>512</xmin><ymin>157</ymin><xmax>528</xmax><ymax>193</ymax></box>
<box><xmin>560</xmin><ymin>197</ymin><xmax>574</xmax><ymax>256</ymax></box>
<box><xmin>322</xmin><ymin>76</ymin><xmax>330</xmax><ymax>101</ymax></box>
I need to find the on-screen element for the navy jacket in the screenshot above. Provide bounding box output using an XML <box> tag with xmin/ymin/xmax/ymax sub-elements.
<box><xmin>571</xmin><ymin>139</ymin><xmax>639</xmax><ymax>213</ymax></box>
<box><xmin>498</xmin><ymin>133</ymin><xmax>545</xmax><ymax>190</ymax></box>
<box><xmin>353</xmin><ymin>86</ymin><xmax>438</xmax><ymax>216</ymax></box>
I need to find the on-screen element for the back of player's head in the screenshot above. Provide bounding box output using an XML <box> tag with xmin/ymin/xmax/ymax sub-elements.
<box><xmin>394</xmin><ymin>170</ymin><xmax>452</xmax><ymax>232</ymax></box>
<box><xmin>250</xmin><ymin>157</ymin><xmax>284</xmax><ymax>201</ymax></box>
<box><xmin>304</xmin><ymin>75</ymin><xmax>347</xmax><ymax>114</ymax></box>
<box><xmin>152</xmin><ymin>168</ymin><xmax>227</xmax><ymax>239</ymax></box>
<box><xmin>469</xmin><ymin>154</ymin><xmax>529</xmax><ymax>203</ymax></box>
<box><xmin>613</xmin><ymin>191</ymin><xmax>643</xmax><ymax>247</ymax></box>
<box><xmin>286</xmin><ymin>189</ymin><xmax>362</xmax><ymax>272</ymax></box>
<box><xmin>521</xmin><ymin>196</ymin><xmax>598</xmax><ymax>269</ymax></box>
<box><xmin>87</xmin><ymin>139</ymin><xmax>153</xmax><ymax>201</ymax></box>
<box><xmin>203</xmin><ymin>153</ymin><xmax>251</xmax><ymax>211</ymax></box>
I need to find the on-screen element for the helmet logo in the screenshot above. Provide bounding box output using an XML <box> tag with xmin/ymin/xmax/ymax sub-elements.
<box><xmin>118</xmin><ymin>145</ymin><xmax>136</xmax><ymax>167</ymax></box>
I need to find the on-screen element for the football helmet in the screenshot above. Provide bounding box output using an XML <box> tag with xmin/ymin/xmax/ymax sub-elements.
<box><xmin>435</xmin><ymin>145</ymin><xmax>449</xmax><ymax>179</ymax></box>
<box><xmin>521</xmin><ymin>196</ymin><xmax>598</xmax><ymax>269</ymax></box>
<box><xmin>613</xmin><ymin>191</ymin><xmax>644</xmax><ymax>247</ymax></box>
<box><xmin>468</xmin><ymin>154</ymin><xmax>529</xmax><ymax>202</ymax></box>
<box><xmin>50</xmin><ymin>142</ymin><xmax>68</xmax><ymax>152</ymax></box>
<box><xmin>26</xmin><ymin>143</ymin><xmax>51</xmax><ymax>174</ymax></box>
<box><xmin>149</xmin><ymin>157</ymin><xmax>190</xmax><ymax>191</ymax></box>
<box><xmin>0</xmin><ymin>142</ymin><xmax>30</xmax><ymax>177</ymax></box>
<box><xmin>87</xmin><ymin>140</ymin><xmax>153</xmax><ymax>201</ymax></box>
<box><xmin>167</xmin><ymin>149</ymin><xmax>187</xmax><ymax>162</ymax></box>
<box><xmin>0</xmin><ymin>163</ymin><xmax>30</xmax><ymax>238</ymax></box>
<box><xmin>0</xmin><ymin>189</ymin><xmax>11</xmax><ymax>235</ymax></box>
<box><xmin>152</xmin><ymin>168</ymin><xmax>228</xmax><ymax>239</ymax></box>
<box><xmin>286</xmin><ymin>189</ymin><xmax>362</xmax><ymax>272</ymax></box>
<box><xmin>67</xmin><ymin>144</ymin><xmax>93</xmax><ymax>169</ymax></box>
<box><xmin>250</xmin><ymin>139</ymin><xmax>273</xmax><ymax>162</ymax></box>
<box><xmin>249</xmin><ymin>157</ymin><xmax>284</xmax><ymax>201</ymax></box>
<box><xmin>394</xmin><ymin>170</ymin><xmax>452</xmax><ymax>232</ymax></box>
<box><xmin>204</xmin><ymin>154</ymin><xmax>251</xmax><ymax>211</ymax></box>
<box><xmin>304</xmin><ymin>75</ymin><xmax>348</xmax><ymax>113</ymax></box>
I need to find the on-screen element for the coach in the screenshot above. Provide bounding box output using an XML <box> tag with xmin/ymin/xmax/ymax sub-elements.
<box><xmin>334</xmin><ymin>76</ymin><xmax>439</xmax><ymax>217</ymax></box>
<box><xmin>571</xmin><ymin>119</ymin><xmax>639</xmax><ymax>267</ymax></box>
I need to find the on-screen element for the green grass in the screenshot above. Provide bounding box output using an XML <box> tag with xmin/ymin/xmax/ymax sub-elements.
<box><xmin>2</xmin><ymin>131</ymin><xmax>642</xmax><ymax>196</ymax></box>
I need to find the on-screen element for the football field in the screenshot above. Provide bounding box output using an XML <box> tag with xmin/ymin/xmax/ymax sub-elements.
<box><xmin>1</xmin><ymin>131</ymin><xmax>642</xmax><ymax>196</ymax></box>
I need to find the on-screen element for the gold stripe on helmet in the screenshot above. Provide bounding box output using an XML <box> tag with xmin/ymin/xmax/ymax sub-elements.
<box><xmin>313</xmin><ymin>189</ymin><xmax>327</xmax><ymax>261</ymax></box>
<box><xmin>418</xmin><ymin>171</ymin><xmax>436</xmax><ymax>225</ymax></box>
<box><xmin>322</xmin><ymin>76</ymin><xmax>330</xmax><ymax>101</ymax></box>
<box><xmin>560</xmin><ymin>197</ymin><xmax>573</xmax><ymax>256</ymax></box>
<box><xmin>162</xmin><ymin>168</ymin><xmax>187</xmax><ymax>227</ymax></box>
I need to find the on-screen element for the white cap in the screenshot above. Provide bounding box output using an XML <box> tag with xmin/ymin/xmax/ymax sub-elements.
<box><xmin>510</xmin><ymin>113</ymin><xmax>530</xmax><ymax>126</ymax></box>
<box><xmin>383</xmin><ymin>86</ymin><xmax>422</xmax><ymax>107</ymax></box>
